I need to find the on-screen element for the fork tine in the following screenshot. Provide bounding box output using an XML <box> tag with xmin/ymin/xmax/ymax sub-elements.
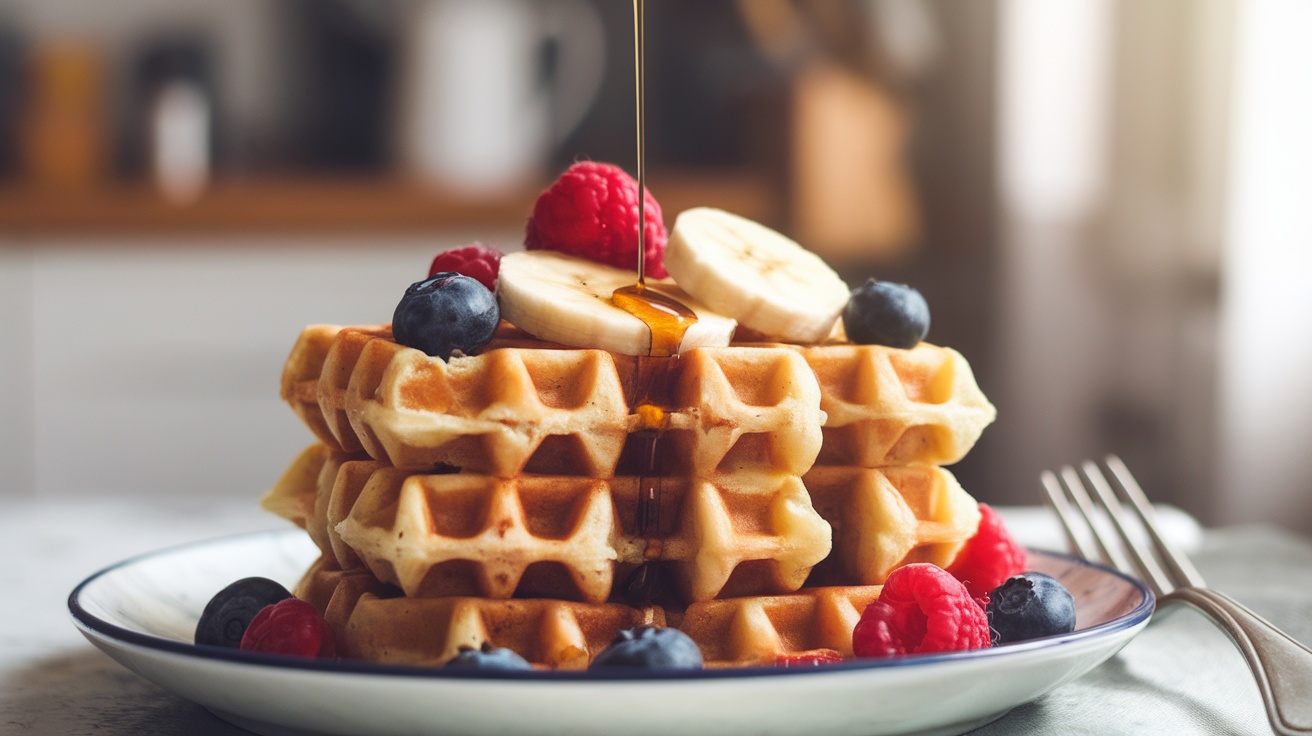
<box><xmin>1040</xmin><ymin>470</ymin><xmax>1101</xmax><ymax>561</ymax></box>
<box><xmin>1103</xmin><ymin>454</ymin><xmax>1207</xmax><ymax>588</ymax></box>
<box><xmin>1079</xmin><ymin>460</ymin><xmax>1176</xmax><ymax>596</ymax></box>
<box><xmin>1054</xmin><ymin>464</ymin><xmax>1139</xmax><ymax>575</ymax></box>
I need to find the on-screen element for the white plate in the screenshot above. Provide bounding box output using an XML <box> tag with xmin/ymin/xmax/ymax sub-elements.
<box><xmin>69</xmin><ymin>529</ymin><xmax>1152</xmax><ymax>736</ymax></box>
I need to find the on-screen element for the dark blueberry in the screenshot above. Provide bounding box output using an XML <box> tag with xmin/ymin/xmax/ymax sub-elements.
<box><xmin>986</xmin><ymin>572</ymin><xmax>1077</xmax><ymax>645</ymax></box>
<box><xmin>393</xmin><ymin>273</ymin><xmax>499</xmax><ymax>360</ymax></box>
<box><xmin>444</xmin><ymin>642</ymin><xmax>533</xmax><ymax>671</ymax></box>
<box><xmin>195</xmin><ymin>577</ymin><xmax>294</xmax><ymax>648</ymax></box>
<box><xmin>842</xmin><ymin>279</ymin><xmax>930</xmax><ymax>349</ymax></box>
<box><xmin>588</xmin><ymin>626</ymin><xmax>703</xmax><ymax>670</ymax></box>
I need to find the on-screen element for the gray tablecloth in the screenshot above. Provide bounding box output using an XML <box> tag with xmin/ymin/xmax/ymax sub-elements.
<box><xmin>973</xmin><ymin>526</ymin><xmax>1312</xmax><ymax>735</ymax></box>
<box><xmin>2</xmin><ymin>499</ymin><xmax>1309</xmax><ymax>735</ymax></box>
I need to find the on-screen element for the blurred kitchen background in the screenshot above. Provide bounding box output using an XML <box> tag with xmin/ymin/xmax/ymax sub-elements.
<box><xmin>0</xmin><ymin>0</ymin><xmax>1308</xmax><ymax>533</ymax></box>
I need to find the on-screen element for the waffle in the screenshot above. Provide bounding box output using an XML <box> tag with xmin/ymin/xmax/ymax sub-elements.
<box><xmin>295</xmin><ymin>557</ymin><xmax>880</xmax><ymax>669</ymax></box>
<box><xmin>262</xmin><ymin>444</ymin><xmax>370</xmax><ymax>570</ymax></box>
<box><xmin>793</xmin><ymin>343</ymin><xmax>996</xmax><ymax>467</ymax></box>
<box><xmin>264</xmin><ymin>447</ymin><xmax>833</xmax><ymax>604</ymax></box>
<box><xmin>677</xmin><ymin>585</ymin><xmax>882</xmax><ymax>666</ymax></box>
<box><xmin>296</xmin><ymin>557</ymin><xmax>665</xmax><ymax>669</ymax></box>
<box><xmin>261</xmin><ymin>443</ymin><xmax>327</xmax><ymax>533</ymax></box>
<box><xmin>281</xmin><ymin>324</ymin><xmax>633</xmax><ymax>476</ymax></box>
<box><xmin>282</xmin><ymin>324</ymin><xmax>995</xmax><ymax>478</ymax></box>
<box><xmin>803</xmin><ymin>465</ymin><xmax>981</xmax><ymax>585</ymax></box>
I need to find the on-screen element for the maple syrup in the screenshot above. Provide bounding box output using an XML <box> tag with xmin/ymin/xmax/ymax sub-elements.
<box><xmin>610</xmin><ymin>0</ymin><xmax>699</xmax><ymax>358</ymax></box>
<box><xmin>612</xmin><ymin>282</ymin><xmax>697</xmax><ymax>358</ymax></box>
<box><xmin>612</xmin><ymin>0</ymin><xmax>691</xmax><ymax>602</ymax></box>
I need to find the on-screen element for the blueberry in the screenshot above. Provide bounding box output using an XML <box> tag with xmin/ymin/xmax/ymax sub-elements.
<box><xmin>986</xmin><ymin>572</ymin><xmax>1077</xmax><ymax>645</ymax></box>
<box><xmin>589</xmin><ymin>626</ymin><xmax>703</xmax><ymax>670</ymax></box>
<box><xmin>393</xmin><ymin>273</ymin><xmax>499</xmax><ymax>360</ymax></box>
<box><xmin>195</xmin><ymin>577</ymin><xmax>294</xmax><ymax>648</ymax></box>
<box><xmin>444</xmin><ymin>642</ymin><xmax>533</xmax><ymax>671</ymax></box>
<box><xmin>842</xmin><ymin>279</ymin><xmax>930</xmax><ymax>349</ymax></box>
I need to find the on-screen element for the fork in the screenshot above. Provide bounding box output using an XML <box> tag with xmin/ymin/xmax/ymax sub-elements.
<box><xmin>1041</xmin><ymin>455</ymin><xmax>1312</xmax><ymax>736</ymax></box>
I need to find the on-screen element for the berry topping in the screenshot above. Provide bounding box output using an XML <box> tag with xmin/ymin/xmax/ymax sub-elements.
<box><xmin>393</xmin><ymin>273</ymin><xmax>499</xmax><ymax>360</ymax></box>
<box><xmin>526</xmin><ymin>161</ymin><xmax>668</xmax><ymax>277</ymax></box>
<box><xmin>946</xmin><ymin>504</ymin><xmax>1028</xmax><ymax>606</ymax></box>
<box><xmin>842</xmin><ymin>279</ymin><xmax>930</xmax><ymax>349</ymax></box>
<box><xmin>588</xmin><ymin>626</ymin><xmax>704</xmax><ymax>670</ymax></box>
<box><xmin>774</xmin><ymin>649</ymin><xmax>845</xmax><ymax>668</ymax></box>
<box><xmin>239</xmin><ymin>598</ymin><xmax>336</xmax><ymax>658</ymax></box>
<box><xmin>194</xmin><ymin>577</ymin><xmax>293</xmax><ymax>649</ymax></box>
<box><xmin>986</xmin><ymin>572</ymin><xmax>1077</xmax><ymax>645</ymax></box>
<box><xmin>445</xmin><ymin>642</ymin><xmax>534</xmax><ymax>671</ymax></box>
<box><xmin>428</xmin><ymin>244</ymin><xmax>503</xmax><ymax>292</ymax></box>
<box><xmin>852</xmin><ymin>563</ymin><xmax>990</xmax><ymax>658</ymax></box>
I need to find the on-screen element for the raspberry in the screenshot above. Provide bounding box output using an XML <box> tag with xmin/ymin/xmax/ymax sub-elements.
<box><xmin>946</xmin><ymin>504</ymin><xmax>1028</xmax><ymax>606</ymax></box>
<box><xmin>428</xmin><ymin>244</ymin><xmax>503</xmax><ymax>292</ymax></box>
<box><xmin>525</xmin><ymin>162</ymin><xmax>668</xmax><ymax>277</ymax></box>
<box><xmin>852</xmin><ymin>563</ymin><xmax>990</xmax><ymax>658</ymax></box>
<box><xmin>774</xmin><ymin>649</ymin><xmax>844</xmax><ymax>668</ymax></box>
<box><xmin>239</xmin><ymin>598</ymin><xmax>336</xmax><ymax>658</ymax></box>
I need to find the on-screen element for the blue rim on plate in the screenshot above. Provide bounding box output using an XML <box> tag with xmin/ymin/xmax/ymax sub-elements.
<box><xmin>68</xmin><ymin>528</ymin><xmax>1155</xmax><ymax>681</ymax></box>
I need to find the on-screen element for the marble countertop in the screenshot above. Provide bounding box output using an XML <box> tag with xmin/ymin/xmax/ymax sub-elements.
<box><xmin>4</xmin><ymin>497</ymin><xmax>1310</xmax><ymax>735</ymax></box>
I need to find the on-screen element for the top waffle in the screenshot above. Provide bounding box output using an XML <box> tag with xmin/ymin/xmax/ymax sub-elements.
<box><xmin>281</xmin><ymin>324</ymin><xmax>994</xmax><ymax>477</ymax></box>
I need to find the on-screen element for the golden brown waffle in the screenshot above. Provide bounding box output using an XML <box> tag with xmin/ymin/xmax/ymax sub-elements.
<box><xmin>295</xmin><ymin>557</ymin><xmax>878</xmax><ymax>669</ymax></box>
<box><xmin>282</xmin><ymin>326</ymin><xmax>993</xmax><ymax>477</ymax></box>
<box><xmin>282</xmin><ymin>325</ymin><xmax>827</xmax><ymax>477</ymax></box>
<box><xmin>261</xmin><ymin>443</ymin><xmax>326</xmax><ymax>534</ymax></box>
<box><xmin>677</xmin><ymin>585</ymin><xmax>882</xmax><ymax>666</ymax></box>
<box><xmin>793</xmin><ymin>343</ymin><xmax>996</xmax><ymax>467</ymax></box>
<box><xmin>265</xmin><ymin>447</ymin><xmax>833</xmax><ymax>604</ymax></box>
<box><xmin>262</xmin><ymin>444</ymin><xmax>372</xmax><ymax>570</ymax></box>
<box><xmin>803</xmin><ymin>465</ymin><xmax>981</xmax><ymax>585</ymax></box>
<box><xmin>295</xmin><ymin>557</ymin><xmax>664</xmax><ymax>669</ymax></box>
<box><xmin>282</xmin><ymin>325</ymin><xmax>632</xmax><ymax>476</ymax></box>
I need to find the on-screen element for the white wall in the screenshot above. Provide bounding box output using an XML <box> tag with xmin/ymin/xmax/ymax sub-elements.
<box><xmin>992</xmin><ymin>0</ymin><xmax>1241</xmax><ymax>526</ymax></box>
<box><xmin>1218</xmin><ymin>0</ymin><xmax>1312</xmax><ymax>530</ymax></box>
<box><xmin>1</xmin><ymin>230</ymin><xmax>521</xmax><ymax>499</ymax></box>
<box><xmin>0</xmin><ymin>243</ymin><xmax>34</xmax><ymax>492</ymax></box>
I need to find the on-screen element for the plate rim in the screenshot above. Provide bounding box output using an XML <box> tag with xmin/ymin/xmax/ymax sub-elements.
<box><xmin>68</xmin><ymin>527</ymin><xmax>1155</xmax><ymax>682</ymax></box>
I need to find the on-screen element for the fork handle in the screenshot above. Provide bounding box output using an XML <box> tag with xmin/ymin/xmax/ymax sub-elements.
<box><xmin>1164</xmin><ymin>587</ymin><xmax>1312</xmax><ymax>735</ymax></box>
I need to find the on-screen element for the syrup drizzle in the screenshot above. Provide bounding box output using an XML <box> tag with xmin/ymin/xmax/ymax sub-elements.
<box><xmin>614</xmin><ymin>0</ymin><xmax>690</xmax><ymax>603</ymax></box>
<box><xmin>611</xmin><ymin>0</ymin><xmax>698</xmax><ymax>359</ymax></box>
<box><xmin>611</xmin><ymin>283</ymin><xmax>697</xmax><ymax>358</ymax></box>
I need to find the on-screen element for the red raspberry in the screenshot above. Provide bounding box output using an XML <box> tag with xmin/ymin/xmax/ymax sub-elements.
<box><xmin>774</xmin><ymin>649</ymin><xmax>844</xmax><ymax>668</ymax></box>
<box><xmin>239</xmin><ymin>598</ymin><xmax>336</xmax><ymax>658</ymax></box>
<box><xmin>428</xmin><ymin>244</ymin><xmax>503</xmax><ymax>292</ymax></box>
<box><xmin>852</xmin><ymin>563</ymin><xmax>990</xmax><ymax>658</ymax></box>
<box><xmin>946</xmin><ymin>504</ymin><xmax>1028</xmax><ymax>606</ymax></box>
<box><xmin>525</xmin><ymin>161</ymin><xmax>668</xmax><ymax>277</ymax></box>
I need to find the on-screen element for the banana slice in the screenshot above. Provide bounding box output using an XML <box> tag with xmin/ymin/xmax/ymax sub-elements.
<box><xmin>664</xmin><ymin>208</ymin><xmax>848</xmax><ymax>344</ymax></box>
<box><xmin>497</xmin><ymin>250</ymin><xmax>737</xmax><ymax>356</ymax></box>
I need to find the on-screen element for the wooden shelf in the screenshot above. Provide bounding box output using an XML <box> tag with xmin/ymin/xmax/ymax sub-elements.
<box><xmin>0</xmin><ymin>170</ymin><xmax>779</xmax><ymax>237</ymax></box>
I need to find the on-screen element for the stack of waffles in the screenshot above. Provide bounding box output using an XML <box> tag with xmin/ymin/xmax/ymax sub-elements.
<box><xmin>263</xmin><ymin>322</ymin><xmax>995</xmax><ymax>668</ymax></box>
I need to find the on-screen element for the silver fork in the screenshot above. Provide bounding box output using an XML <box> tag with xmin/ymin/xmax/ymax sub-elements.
<box><xmin>1041</xmin><ymin>455</ymin><xmax>1312</xmax><ymax>736</ymax></box>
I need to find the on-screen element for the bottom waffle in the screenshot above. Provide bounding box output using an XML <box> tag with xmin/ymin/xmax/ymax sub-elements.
<box><xmin>295</xmin><ymin>556</ymin><xmax>882</xmax><ymax>669</ymax></box>
<box><xmin>295</xmin><ymin>556</ymin><xmax>664</xmax><ymax>669</ymax></box>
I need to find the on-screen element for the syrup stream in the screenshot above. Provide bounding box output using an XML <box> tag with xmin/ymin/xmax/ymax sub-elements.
<box><xmin>635</xmin><ymin>0</ymin><xmax>646</xmax><ymax>286</ymax></box>
<box><xmin>611</xmin><ymin>0</ymin><xmax>697</xmax><ymax>359</ymax></box>
<box><xmin>618</xmin><ymin>0</ymin><xmax>679</xmax><ymax>601</ymax></box>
